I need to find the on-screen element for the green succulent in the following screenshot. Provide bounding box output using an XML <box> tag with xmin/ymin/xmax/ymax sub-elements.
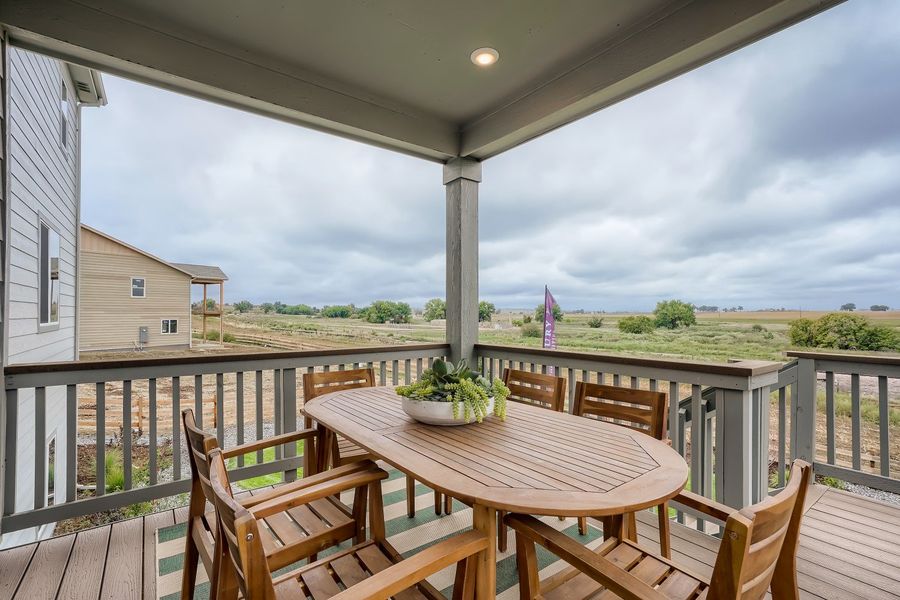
<box><xmin>396</xmin><ymin>358</ymin><xmax>509</xmax><ymax>422</ymax></box>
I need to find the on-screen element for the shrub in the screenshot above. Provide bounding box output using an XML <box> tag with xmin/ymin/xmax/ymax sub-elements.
<box><xmin>653</xmin><ymin>300</ymin><xmax>696</xmax><ymax>329</ymax></box>
<box><xmin>260</xmin><ymin>302</ymin><xmax>274</xmax><ymax>313</ymax></box>
<box><xmin>511</xmin><ymin>319</ymin><xmax>523</xmax><ymax>327</ymax></box>
<box><xmin>520</xmin><ymin>322</ymin><xmax>542</xmax><ymax>337</ymax></box>
<box><xmin>790</xmin><ymin>313</ymin><xmax>899</xmax><ymax>351</ymax></box>
<box><xmin>522</xmin><ymin>315</ymin><xmax>532</xmax><ymax>324</ymax></box>
<box><xmin>535</xmin><ymin>303</ymin><xmax>564</xmax><ymax>323</ymax></box>
<box><xmin>233</xmin><ymin>300</ymin><xmax>253</xmax><ymax>313</ymax></box>
<box><xmin>587</xmin><ymin>317</ymin><xmax>603</xmax><ymax>328</ymax></box>
<box><xmin>751</xmin><ymin>324</ymin><xmax>766</xmax><ymax>333</ymax></box>
<box><xmin>479</xmin><ymin>301</ymin><xmax>496</xmax><ymax>322</ymax></box>
<box><xmin>278</xmin><ymin>303</ymin><xmax>317</xmax><ymax>316</ymax></box>
<box><xmin>618</xmin><ymin>315</ymin><xmax>655</xmax><ymax>334</ymax></box>
<box><xmin>321</xmin><ymin>304</ymin><xmax>354</xmax><ymax>318</ymax></box>
<box><xmin>204</xmin><ymin>330</ymin><xmax>236</xmax><ymax>343</ymax></box>
<box><xmin>423</xmin><ymin>298</ymin><xmax>446</xmax><ymax>322</ymax></box>
<box><xmin>789</xmin><ymin>318</ymin><xmax>816</xmax><ymax>346</ymax></box>
<box><xmin>364</xmin><ymin>300</ymin><xmax>412</xmax><ymax>324</ymax></box>
<box><xmin>105</xmin><ymin>449</ymin><xmax>125</xmax><ymax>493</ymax></box>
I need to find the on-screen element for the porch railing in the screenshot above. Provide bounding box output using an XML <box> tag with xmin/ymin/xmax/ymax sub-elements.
<box><xmin>474</xmin><ymin>344</ymin><xmax>782</xmax><ymax>531</ymax></box>
<box><xmin>1</xmin><ymin>344</ymin><xmax>449</xmax><ymax>534</ymax></box>
<box><xmin>786</xmin><ymin>350</ymin><xmax>899</xmax><ymax>494</ymax></box>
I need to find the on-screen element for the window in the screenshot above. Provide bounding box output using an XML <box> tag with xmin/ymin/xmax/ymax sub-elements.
<box><xmin>131</xmin><ymin>277</ymin><xmax>146</xmax><ymax>298</ymax></box>
<box><xmin>39</xmin><ymin>221</ymin><xmax>61</xmax><ymax>327</ymax></box>
<box><xmin>162</xmin><ymin>319</ymin><xmax>178</xmax><ymax>334</ymax></box>
<box><xmin>47</xmin><ymin>437</ymin><xmax>56</xmax><ymax>506</ymax></box>
<box><xmin>60</xmin><ymin>82</ymin><xmax>68</xmax><ymax>148</ymax></box>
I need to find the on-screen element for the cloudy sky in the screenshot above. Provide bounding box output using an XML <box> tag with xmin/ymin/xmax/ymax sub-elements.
<box><xmin>81</xmin><ymin>1</ymin><xmax>900</xmax><ymax>312</ymax></box>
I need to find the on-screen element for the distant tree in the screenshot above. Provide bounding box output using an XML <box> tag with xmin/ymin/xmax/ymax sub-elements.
<box><xmin>233</xmin><ymin>300</ymin><xmax>253</xmax><ymax>313</ymax></box>
<box><xmin>260</xmin><ymin>302</ymin><xmax>274</xmax><ymax>313</ymax></box>
<box><xmin>618</xmin><ymin>316</ymin><xmax>655</xmax><ymax>334</ymax></box>
<box><xmin>871</xmin><ymin>304</ymin><xmax>890</xmax><ymax>311</ymax></box>
<box><xmin>321</xmin><ymin>304</ymin><xmax>354</xmax><ymax>318</ymax></box>
<box><xmin>278</xmin><ymin>303</ymin><xmax>317</xmax><ymax>316</ymax></box>
<box><xmin>840</xmin><ymin>303</ymin><xmax>856</xmax><ymax>311</ymax></box>
<box><xmin>422</xmin><ymin>298</ymin><xmax>446</xmax><ymax>322</ymax></box>
<box><xmin>205</xmin><ymin>298</ymin><xmax>217</xmax><ymax>312</ymax></box>
<box><xmin>535</xmin><ymin>303</ymin><xmax>564</xmax><ymax>323</ymax></box>
<box><xmin>273</xmin><ymin>301</ymin><xmax>285</xmax><ymax>313</ymax></box>
<box><xmin>696</xmin><ymin>305</ymin><xmax>719</xmax><ymax>312</ymax></box>
<box><xmin>364</xmin><ymin>300</ymin><xmax>412</xmax><ymax>324</ymax></box>
<box><xmin>653</xmin><ymin>300</ymin><xmax>696</xmax><ymax>329</ymax></box>
<box><xmin>478</xmin><ymin>301</ymin><xmax>496</xmax><ymax>322</ymax></box>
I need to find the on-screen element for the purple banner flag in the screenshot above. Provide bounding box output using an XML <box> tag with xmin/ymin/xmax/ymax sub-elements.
<box><xmin>543</xmin><ymin>286</ymin><xmax>557</xmax><ymax>374</ymax></box>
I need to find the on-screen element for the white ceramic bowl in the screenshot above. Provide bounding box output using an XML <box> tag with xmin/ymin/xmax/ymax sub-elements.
<box><xmin>401</xmin><ymin>396</ymin><xmax>494</xmax><ymax>426</ymax></box>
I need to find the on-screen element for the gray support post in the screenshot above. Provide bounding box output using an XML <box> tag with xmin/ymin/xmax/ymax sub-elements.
<box><xmin>795</xmin><ymin>358</ymin><xmax>817</xmax><ymax>464</ymax></box>
<box><xmin>282</xmin><ymin>368</ymin><xmax>297</xmax><ymax>482</ymax></box>
<box><xmin>719</xmin><ymin>388</ymin><xmax>752</xmax><ymax>509</ymax></box>
<box><xmin>752</xmin><ymin>386</ymin><xmax>771</xmax><ymax>503</ymax></box>
<box><xmin>443</xmin><ymin>157</ymin><xmax>480</xmax><ymax>366</ymax></box>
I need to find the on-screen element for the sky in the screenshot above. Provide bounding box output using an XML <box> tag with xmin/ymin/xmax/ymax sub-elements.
<box><xmin>81</xmin><ymin>1</ymin><xmax>900</xmax><ymax>312</ymax></box>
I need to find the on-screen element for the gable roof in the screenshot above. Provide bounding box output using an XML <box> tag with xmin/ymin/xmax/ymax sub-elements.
<box><xmin>81</xmin><ymin>224</ymin><xmax>227</xmax><ymax>282</ymax></box>
<box><xmin>170</xmin><ymin>263</ymin><xmax>228</xmax><ymax>282</ymax></box>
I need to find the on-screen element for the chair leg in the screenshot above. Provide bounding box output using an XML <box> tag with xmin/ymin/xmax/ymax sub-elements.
<box><xmin>353</xmin><ymin>484</ymin><xmax>369</xmax><ymax>543</ymax></box>
<box><xmin>515</xmin><ymin>528</ymin><xmax>541</xmax><ymax>600</ymax></box>
<box><xmin>434</xmin><ymin>490</ymin><xmax>443</xmax><ymax>515</ymax></box>
<box><xmin>444</xmin><ymin>492</ymin><xmax>453</xmax><ymax>515</ymax></box>
<box><xmin>578</xmin><ymin>516</ymin><xmax>588</xmax><ymax>536</ymax></box>
<box><xmin>180</xmin><ymin>528</ymin><xmax>200</xmax><ymax>600</ymax></box>
<box><xmin>498</xmin><ymin>510</ymin><xmax>508</xmax><ymax>553</ymax></box>
<box><xmin>657</xmin><ymin>501</ymin><xmax>671</xmax><ymax>558</ymax></box>
<box><xmin>406</xmin><ymin>476</ymin><xmax>416</xmax><ymax>518</ymax></box>
<box><xmin>452</xmin><ymin>554</ymin><xmax>478</xmax><ymax>600</ymax></box>
<box><xmin>626</xmin><ymin>511</ymin><xmax>638</xmax><ymax>543</ymax></box>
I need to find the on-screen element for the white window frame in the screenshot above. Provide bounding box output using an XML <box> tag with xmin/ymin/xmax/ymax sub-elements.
<box><xmin>131</xmin><ymin>276</ymin><xmax>146</xmax><ymax>298</ymax></box>
<box><xmin>161</xmin><ymin>319</ymin><xmax>178</xmax><ymax>335</ymax></box>
<box><xmin>39</xmin><ymin>218</ymin><xmax>61</xmax><ymax>331</ymax></box>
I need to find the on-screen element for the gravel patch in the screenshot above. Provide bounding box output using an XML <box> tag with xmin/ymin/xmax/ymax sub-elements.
<box><xmin>841</xmin><ymin>481</ymin><xmax>900</xmax><ymax>506</ymax></box>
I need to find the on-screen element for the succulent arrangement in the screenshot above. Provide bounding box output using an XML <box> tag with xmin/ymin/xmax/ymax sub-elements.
<box><xmin>396</xmin><ymin>359</ymin><xmax>510</xmax><ymax>423</ymax></box>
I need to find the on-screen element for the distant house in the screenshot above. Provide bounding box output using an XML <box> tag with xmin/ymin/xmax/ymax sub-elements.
<box><xmin>2</xmin><ymin>48</ymin><xmax>105</xmax><ymax>547</ymax></box>
<box><xmin>78</xmin><ymin>225</ymin><xmax>227</xmax><ymax>351</ymax></box>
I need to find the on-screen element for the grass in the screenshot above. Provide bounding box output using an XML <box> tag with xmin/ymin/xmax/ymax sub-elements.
<box><xmin>816</xmin><ymin>390</ymin><xmax>900</xmax><ymax>427</ymax></box>
<box><xmin>226</xmin><ymin>441</ymin><xmax>305</xmax><ymax>490</ymax></box>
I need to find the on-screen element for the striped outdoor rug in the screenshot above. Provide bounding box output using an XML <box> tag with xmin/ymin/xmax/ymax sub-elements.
<box><xmin>155</xmin><ymin>466</ymin><xmax>604</xmax><ymax>599</ymax></box>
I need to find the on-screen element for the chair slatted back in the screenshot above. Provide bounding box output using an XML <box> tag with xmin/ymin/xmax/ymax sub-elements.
<box><xmin>182</xmin><ymin>408</ymin><xmax>222</xmax><ymax>520</ymax></box>
<box><xmin>502</xmin><ymin>369</ymin><xmax>567</xmax><ymax>412</ymax></box>
<box><xmin>208</xmin><ymin>449</ymin><xmax>276</xmax><ymax>600</ymax></box>
<box><xmin>302</xmin><ymin>367</ymin><xmax>375</xmax><ymax>401</ymax></box>
<box><xmin>572</xmin><ymin>382</ymin><xmax>667</xmax><ymax>440</ymax></box>
<box><xmin>710</xmin><ymin>460</ymin><xmax>812</xmax><ymax>599</ymax></box>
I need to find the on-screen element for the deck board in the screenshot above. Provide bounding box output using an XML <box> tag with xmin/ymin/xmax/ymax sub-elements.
<box><xmin>0</xmin><ymin>485</ymin><xmax>897</xmax><ymax>599</ymax></box>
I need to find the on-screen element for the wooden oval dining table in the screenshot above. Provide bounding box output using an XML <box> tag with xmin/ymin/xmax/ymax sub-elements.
<box><xmin>303</xmin><ymin>386</ymin><xmax>689</xmax><ymax>599</ymax></box>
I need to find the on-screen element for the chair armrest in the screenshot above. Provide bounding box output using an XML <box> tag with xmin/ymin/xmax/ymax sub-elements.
<box><xmin>240</xmin><ymin>460</ymin><xmax>377</xmax><ymax>508</ymax></box>
<box><xmin>672</xmin><ymin>490</ymin><xmax>733</xmax><ymax>523</ymax></box>
<box><xmin>505</xmin><ymin>514</ymin><xmax>669</xmax><ymax>600</ymax></box>
<box><xmin>328</xmin><ymin>531</ymin><xmax>489</xmax><ymax>600</ymax></box>
<box><xmin>248</xmin><ymin>465</ymin><xmax>387</xmax><ymax>519</ymax></box>
<box><xmin>221</xmin><ymin>428</ymin><xmax>317</xmax><ymax>459</ymax></box>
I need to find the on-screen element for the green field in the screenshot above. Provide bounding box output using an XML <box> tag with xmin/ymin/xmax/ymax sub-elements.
<box><xmin>221</xmin><ymin>309</ymin><xmax>900</xmax><ymax>363</ymax></box>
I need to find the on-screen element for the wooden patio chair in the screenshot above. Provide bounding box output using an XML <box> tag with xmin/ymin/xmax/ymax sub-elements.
<box><xmin>181</xmin><ymin>408</ymin><xmax>370</xmax><ymax>599</ymax></box>
<box><xmin>507</xmin><ymin>459</ymin><xmax>812</xmax><ymax>600</ymax></box>
<box><xmin>483</xmin><ymin>368</ymin><xmax>566</xmax><ymax>551</ymax></box>
<box><xmin>207</xmin><ymin>447</ymin><xmax>489</xmax><ymax>600</ymax></box>
<box><xmin>572</xmin><ymin>382</ymin><xmax>672</xmax><ymax>557</ymax></box>
<box><xmin>303</xmin><ymin>367</ymin><xmax>425</xmax><ymax>519</ymax></box>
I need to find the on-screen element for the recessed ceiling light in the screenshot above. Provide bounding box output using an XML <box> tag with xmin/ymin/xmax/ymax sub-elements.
<box><xmin>470</xmin><ymin>47</ymin><xmax>499</xmax><ymax>67</ymax></box>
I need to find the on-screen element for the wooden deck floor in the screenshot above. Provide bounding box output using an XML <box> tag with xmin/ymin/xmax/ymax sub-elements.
<box><xmin>0</xmin><ymin>485</ymin><xmax>897</xmax><ymax>599</ymax></box>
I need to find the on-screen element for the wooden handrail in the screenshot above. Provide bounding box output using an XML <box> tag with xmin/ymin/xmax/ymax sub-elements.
<box><xmin>785</xmin><ymin>350</ymin><xmax>900</xmax><ymax>366</ymax></box>
<box><xmin>4</xmin><ymin>343</ymin><xmax>450</xmax><ymax>375</ymax></box>
<box><xmin>475</xmin><ymin>343</ymin><xmax>782</xmax><ymax>377</ymax></box>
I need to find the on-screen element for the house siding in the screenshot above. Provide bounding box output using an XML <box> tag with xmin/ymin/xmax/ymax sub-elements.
<box><xmin>3</xmin><ymin>48</ymin><xmax>80</xmax><ymax>546</ymax></box>
<box><xmin>79</xmin><ymin>227</ymin><xmax>192</xmax><ymax>351</ymax></box>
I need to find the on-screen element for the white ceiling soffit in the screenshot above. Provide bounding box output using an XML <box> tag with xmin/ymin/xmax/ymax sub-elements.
<box><xmin>0</xmin><ymin>0</ymin><xmax>843</xmax><ymax>163</ymax></box>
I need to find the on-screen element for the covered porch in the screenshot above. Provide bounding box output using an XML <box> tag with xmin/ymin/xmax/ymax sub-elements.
<box><xmin>2</xmin><ymin>1</ymin><xmax>898</xmax><ymax>598</ymax></box>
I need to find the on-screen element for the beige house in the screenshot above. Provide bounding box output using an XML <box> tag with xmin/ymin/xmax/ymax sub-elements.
<box><xmin>78</xmin><ymin>225</ymin><xmax>227</xmax><ymax>352</ymax></box>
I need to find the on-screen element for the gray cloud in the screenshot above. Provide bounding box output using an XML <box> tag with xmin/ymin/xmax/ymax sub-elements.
<box><xmin>82</xmin><ymin>0</ymin><xmax>900</xmax><ymax>311</ymax></box>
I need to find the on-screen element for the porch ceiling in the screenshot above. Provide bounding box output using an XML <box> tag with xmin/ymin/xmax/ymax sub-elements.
<box><xmin>1</xmin><ymin>0</ymin><xmax>841</xmax><ymax>162</ymax></box>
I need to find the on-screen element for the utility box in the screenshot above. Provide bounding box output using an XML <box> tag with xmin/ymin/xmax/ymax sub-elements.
<box><xmin>138</xmin><ymin>326</ymin><xmax>149</xmax><ymax>346</ymax></box>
